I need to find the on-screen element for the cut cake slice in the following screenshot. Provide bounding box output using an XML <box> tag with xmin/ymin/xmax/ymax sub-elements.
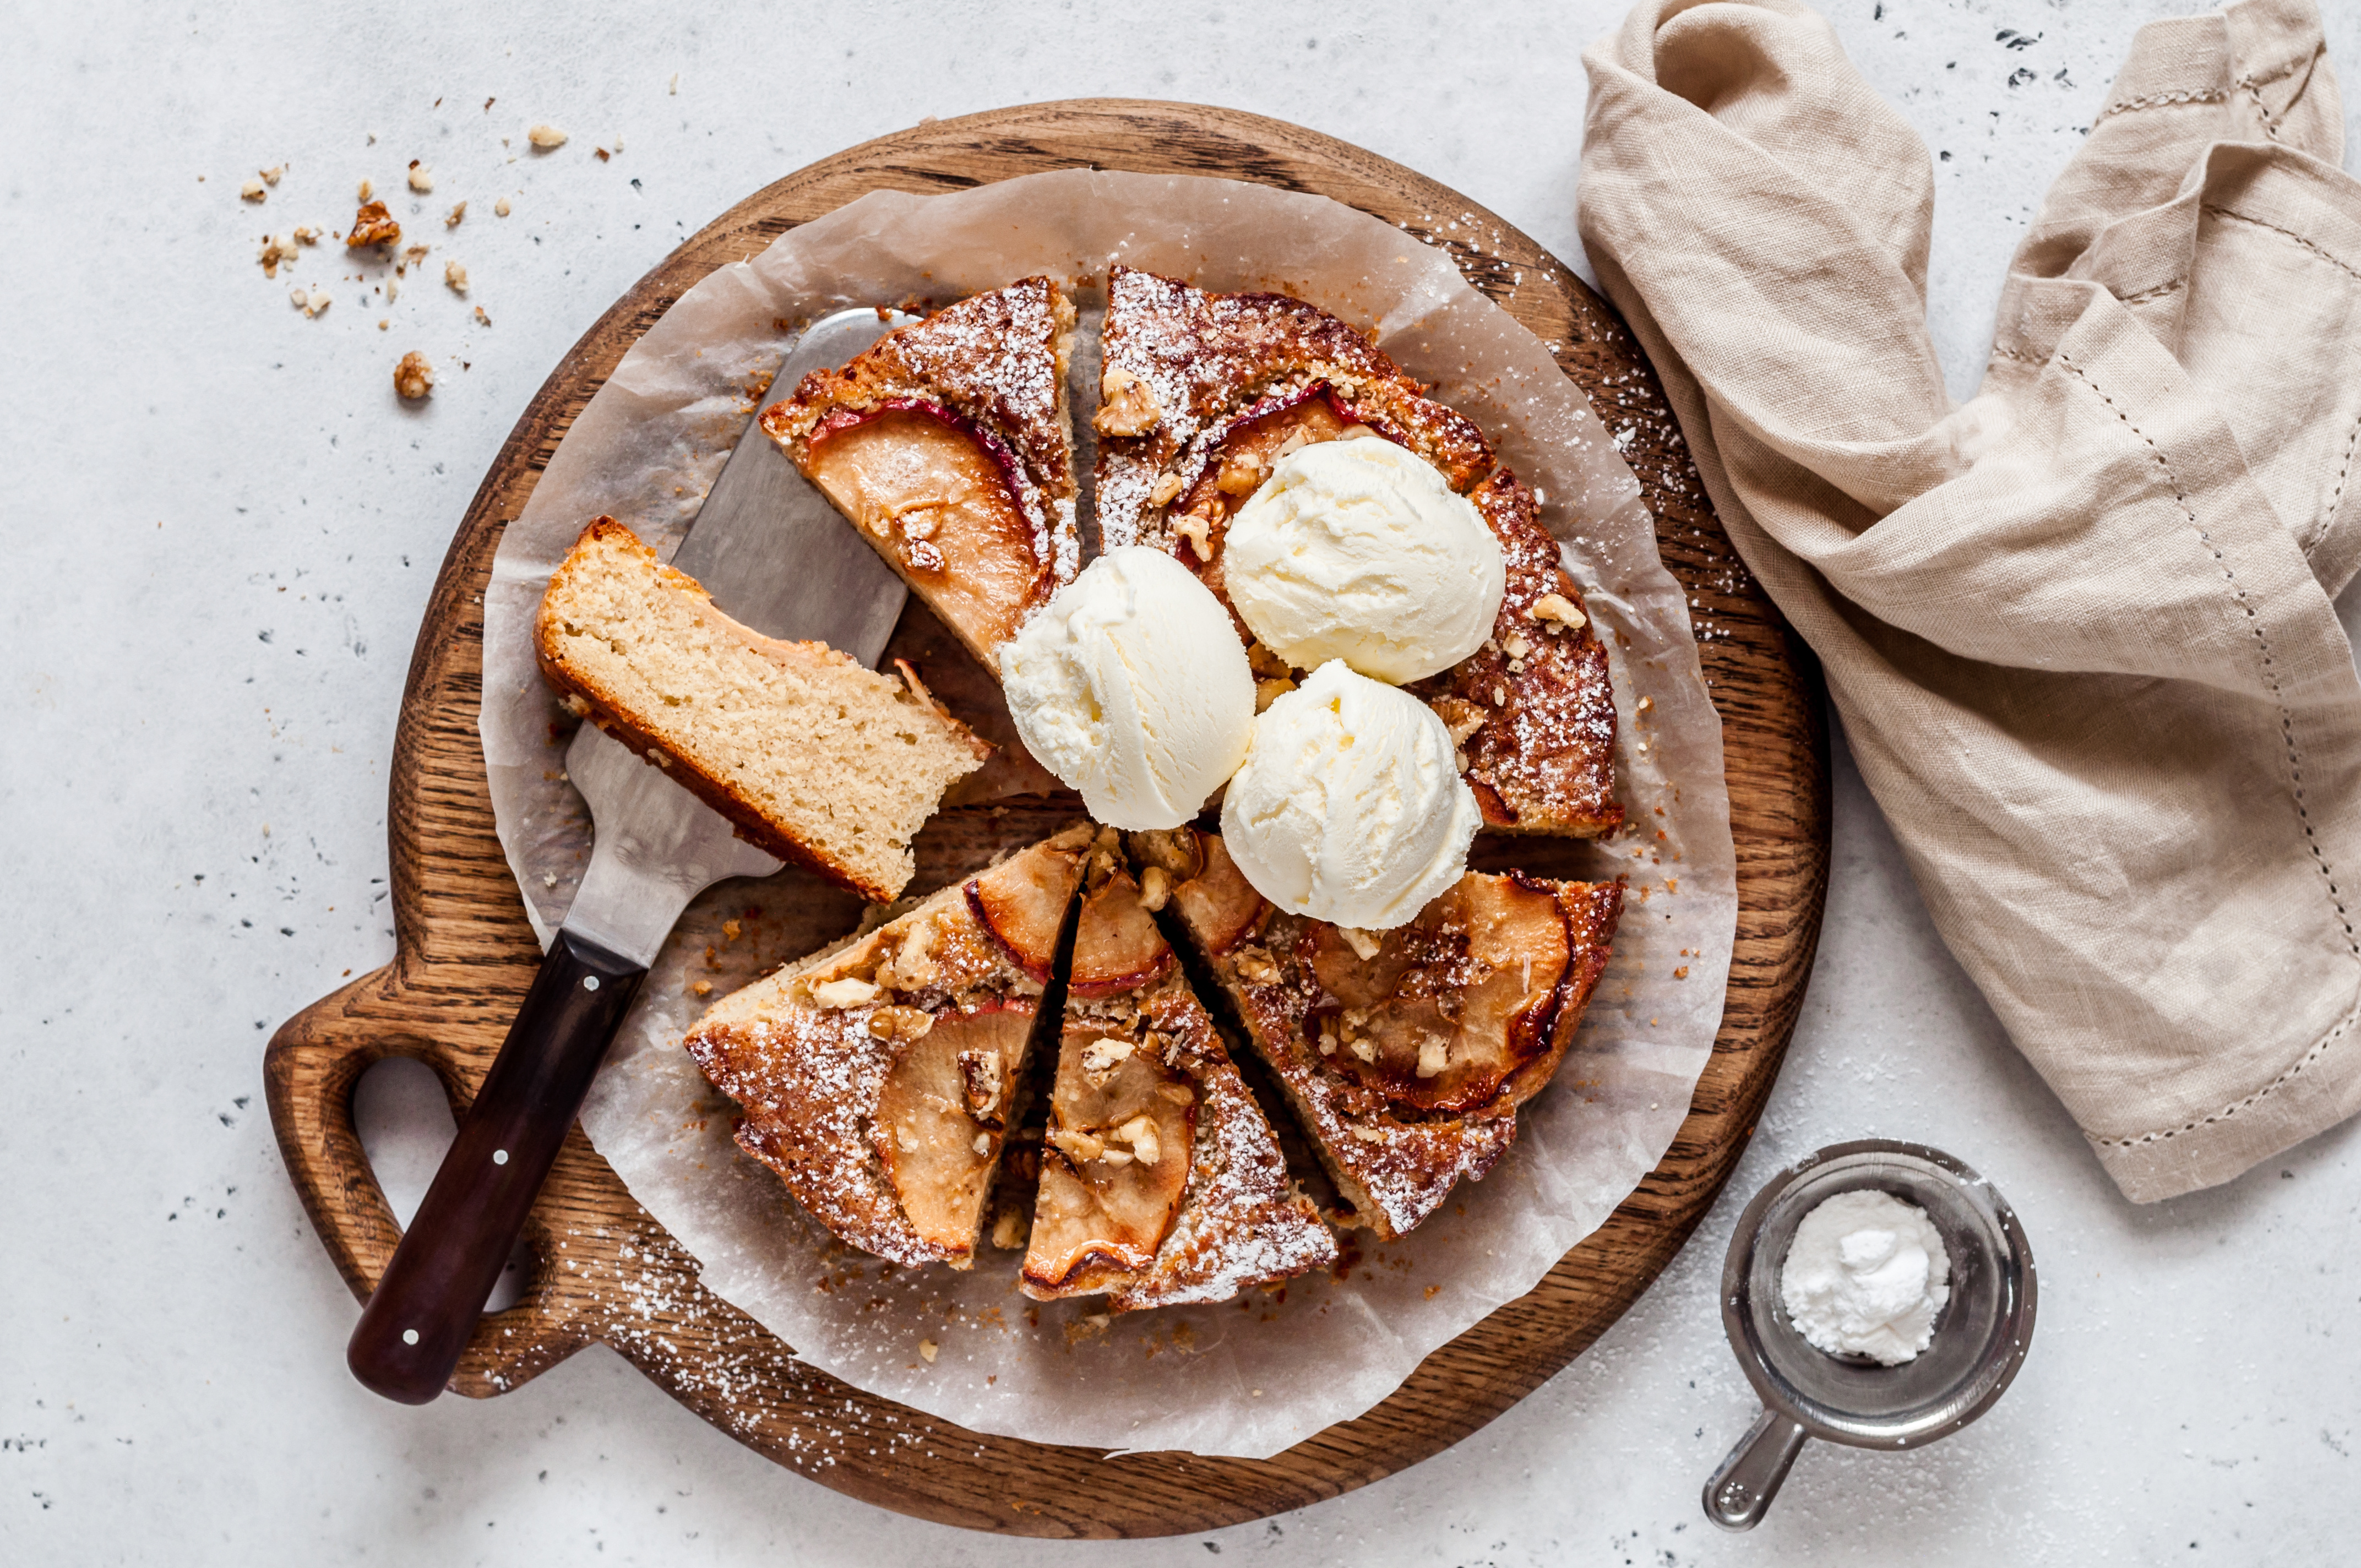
<box><xmin>682</xmin><ymin>824</ymin><xmax>1092</xmax><ymax>1270</ymax></box>
<box><xmin>1133</xmin><ymin>826</ymin><xmax>1624</xmax><ymax>1242</ymax></box>
<box><xmin>1020</xmin><ymin>831</ymin><xmax>1336</xmax><ymax>1310</ymax></box>
<box><xmin>760</xmin><ymin>276</ymin><xmax>1080</xmax><ymax>665</ymax></box>
<box><xmin>1095</xmin><ymin>264</ymin><xmax>1622</xmax><ymax>838</ymax></box>
<box><xmin>535</xmin><ymin>518</ymin><xmax>989</xmax><ymax>903</ymax></box>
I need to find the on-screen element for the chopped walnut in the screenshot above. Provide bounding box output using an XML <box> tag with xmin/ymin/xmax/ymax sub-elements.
<box><xmin>1233</xmin><ymin>946</ymin><xmax>1280</xmax><ymax>986</ymax></box>
<box><xmin>1275</xmin><ymin>427</ymin><xmax>1312</xmax><ymax>459</ymax></box>
<box><xmin>1433</xmin><ymin>697</ymin><xmax>1485</xmax><ymax>747</ymax></box>
<box><xmin>990</xmin><ymin>1206</ymin><xmax>1029</xmax><ymax>1250</ymax></box>
<box><xmin>1156</xmin><ymin>1080</ymin><xmax>1195</xmax><ymax>1107</ymax></box>
<box><xmin>1530</xmin><ymin>592</ymin><xmax>1586</xmax><ymax>631</ymax></box>
<box><xmin>1093</xmin><ymin>364</ymin><xmax>1160</xmax><ymax>437</ymax></box>
<box><xmin>1147</xmin><ymin>472</ymin><xmax>1184</xmax><ymax>507</ymax></box>
<box><xmin>1502</xmin><ymin>632</ymin><xmax>1531</xmax><ymax>661</ymax></box>
<box><xmin>917</xmin><ymin>1338</ymin><xmax>938</xmax><ymax>1363</ymax></box>
<box><xmin>1048</xmin><ymin>1128</ymin><xmax>1106</xmax><ymax>1165</ymax></box>
<box><xmin>891</xmin><ymin>919</ymin><xmax>939</xmax><ymax>989</ymax></box>
<box><xmin>1254</xmin><ymin>677</ymin><xmax>1296</xmax><ymax>713</ymax></box>
<box><xmin>1336</xmin><ymin>926</ymin><xmax>1383</xmax><ymax>961</ymax></box>
<box><xmin>445</xmin><ymin>201</ymin><xmax>467</xmax><ymax>227</ymax></box>
<box><xmin>527</xmin><ymin>123</ymin><xmax>568</xmax><ymax>149</ymax></box>
<box><xmin>957</xmin><ymin>1048</ymin><xmax>1004</xmax><ymax>1120</ymax></box>
<box><xmin>494</xmin><ymin>196</ymin><xmax>512</xmax><ymax>217</ymax></box>
<box><xmin>1079</xmin><ymin>1037</ymin><xmax>1134</xmax><ymax>1087</ymax></box>
<box><xmin>444</xmin><ymin>259</ymin><xmax>469</xmax><ymax>295</ymax></box>
<box><xmin>1171</xmin><ymin>509</ymin><xmax>1214</xmax><ymax>560</ymax></box>
<box><xmin>258</xmin><ymin>233</ymin><xmax>298</xmax><ymax>277</ymax></box>
<box><xmin>407</xmin><ymin>160</ymin><xmax>433</xmax><ymax>193</ymax></box>
<box><xmin>289</xmin><ymin>286</ymin><xmax>330</xmax><ymax>318</ymax></box>
<box><xmin>690</xmin><ymin>979</ymin><xmax>712</xmax><ymax>997</ymax></box>
<box><xmin>346</xmin><ymin>200</ymin><xmax>400</xmax><ymax>249</ymax></box>
<box><xmin>970</xmin><ymin>1133</ymin><xmax>991</xmax><ymax>1156</ymax></box>
<box><xmin>259</xmin><ymin>164</ymin><xmax>284</xmax><ymax>187</ymax></box>
<box><xmin>1113</xmin><ymin>1114</ymin><xmax>1161</xmax><ymax>1167</ymax></box>
<box><xmin>240</xmin><ymin>178</ymin><xmax>266</xmax><ymax>203</ymax></box>
<box><xmin>356</xmin><ymin>177</ymin><xmax>373</xmax><ymax>203</ymax></box>
<box><xmin>1215</xmin><ymin>452</ymin><xmax>1264</xmax><ymax>497</ymax></box>
<box><xmin>1415</xmin><ymin>1035</ymin><xmax>1450</xmax><ymax>1078</ymax></box>
<box><xmin>809</xmin><ymin>975</ymin><xmax>879</xmax><ymax>1010</ymax></box>
<box><xmin>1137</xmin><ymin>864</ymin><xmax>1172</xmax><ymax>913</ymax></box>
<box><xmin>868</xmin><ymin>1005</ymin><xmax>933</xmax><ymax>1043</ymax></box>
<box><xmin>292</xmin><ymin>225</ymin><xmax>320</xmax><ymax>246</ymax></box>
<box><xmin>1350</xmin><ymin>1124</ymin><xmax>1385</xmax><ymax>1144</ymax></box>
<box><xmin>1349</xmin><ymin>1037</ymin><xmax>1377</xmax><ymax>1064</ymax></box>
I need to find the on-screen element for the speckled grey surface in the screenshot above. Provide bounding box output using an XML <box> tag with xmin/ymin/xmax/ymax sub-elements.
<box><xmin>5</xmin><ymin>1</ymin><xmax>2358</xmax><ymax>1561</ymax></box>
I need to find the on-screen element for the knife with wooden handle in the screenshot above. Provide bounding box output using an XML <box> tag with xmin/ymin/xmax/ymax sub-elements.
<box><xmin>346</xmin><ymin>307</ymin><xmax>917</xmax><ymax>1403</ymax></box>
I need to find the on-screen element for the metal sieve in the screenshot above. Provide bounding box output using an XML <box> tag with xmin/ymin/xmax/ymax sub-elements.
<box><xmin>1702</xmin><ymin>1139</ymin><xmax>2037</xmax><ymax>1530</ymax></box>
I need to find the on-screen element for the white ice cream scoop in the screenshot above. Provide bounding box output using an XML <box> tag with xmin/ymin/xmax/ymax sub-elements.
<box><xmin>1220</xmin><ymin>660</ymin><xmax>1481</xmax><ymax>928</ymax></box>
<box><xmin>1223</xmin><ymin>437</ymin><xmax>1504</xmax><ymax>684</ymax></box>
<box><xmin>998</xmin><ymin>546</ymin><xmax>1256</xmax><ymax>830</ymax></box>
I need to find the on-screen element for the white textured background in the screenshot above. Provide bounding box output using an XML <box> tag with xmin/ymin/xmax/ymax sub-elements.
<box><xmin>5</xmin><ymin>2</ymin><xmax>2359</xmax><ymax>1562</ymax></box>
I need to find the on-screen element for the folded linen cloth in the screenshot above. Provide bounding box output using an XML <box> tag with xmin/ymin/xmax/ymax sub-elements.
<box><xmin>1579</xmin><ymin>0</ymin><xmax>2361</xmax><ymax>1200</ymax></box>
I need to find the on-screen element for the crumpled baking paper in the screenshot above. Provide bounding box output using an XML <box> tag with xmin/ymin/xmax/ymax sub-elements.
<box><xmin>477</xmin><ymin>169</ymin><xmax>1734</xmax><ymax>1459</ymax></box>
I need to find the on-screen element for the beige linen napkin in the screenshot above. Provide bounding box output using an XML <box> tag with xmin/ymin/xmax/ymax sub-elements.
<box><xmin>1579</xmin><ymin>0</ymin><xmax>2361</xmax><ymax>1199</ymax></box>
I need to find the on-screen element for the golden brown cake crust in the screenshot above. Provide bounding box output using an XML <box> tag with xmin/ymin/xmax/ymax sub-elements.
<box><xmin>1021</xmin><ymin>849</ymin><xmax>1336</xmax><ymax>1311</ymax></box>
<box><xmin>759</xmin><ymin>277</ymin><xmax>1079</xmax><ymax>650</ymax></box>
<box><xmin>533</xmin><ymin>518</ymin><xmax>991</xmax><ymax>902</ymax></box>
<box><xmin>682</xmin><ymin>826</ymin><xmax>1092</xmax><ymax>1268</ymax></box>
<box><xmin>1136</xmin><ymin>827</ymin><xmax>1624</xmax><ymax>1242</ymax></box>
<box><xmin>1096</xmin><ymin>266</ymin><xmax>1622</xmax><ymax>839</ymax></box>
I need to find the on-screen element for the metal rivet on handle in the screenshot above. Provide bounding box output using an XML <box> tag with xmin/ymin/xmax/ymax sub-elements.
<box><xmin>583</xmin><ymin>975</ymin><xmax>601</xmax><ymax>992</ymax></box>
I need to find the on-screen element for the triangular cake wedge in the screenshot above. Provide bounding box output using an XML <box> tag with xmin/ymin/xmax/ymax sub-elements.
<box><xmin>760</xmin><ymin>277</ymin><xmax>1080</xmax><ymax>665</ymax></box>
<box><xmin>1021</xmin><ymin>832</ymin><xmax>1336</xmax><ymax>1310</ymax></box>
<box><xmin>535</xmin><ymin>519</ymin><xmax>990</xmax><ymax>902</ymax></box>
<box><xmin>683</xmin><ymin>824</ymin><xmax>1092</xmax><ymax>1268</ymax></box>
<box><xmin>1096</xmin><ymin>264</ymin><xmax>1622</xmax><ymax>838</ymax></box>
<box><xmin>1133</xmin><ymin>827</ymin><xmax>1624</xmax><ymax>1242</ymax></box>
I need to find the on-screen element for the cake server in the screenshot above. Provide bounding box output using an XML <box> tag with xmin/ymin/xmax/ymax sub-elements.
<box><xmin>347</xmin><ymin>307</ymin><xmax>917</xmax><ymax>1403</ymax></box>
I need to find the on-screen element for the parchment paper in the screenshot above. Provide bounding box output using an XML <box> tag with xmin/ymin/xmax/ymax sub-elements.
<box><xmin>478</xmin><ymin>170</ymin><xmax>1734</xmax><ymax>1459</ymax></box>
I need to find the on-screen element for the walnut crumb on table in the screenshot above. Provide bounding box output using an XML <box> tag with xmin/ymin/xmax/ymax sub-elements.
<box><xmin>346</xmin><ymin>200</ymin><xmax>400</xmax><ymax>249</ymax></box>
<box><xmin>444</xmin><ymin>259</ymin><xmax>467</xmax><ymax>294</ymax></box>
<box><xmin>394</xmin><ymin>351</ymin><xmax>433</xmax><ymax>400</ymax></box>
<box><xmin>444</xmin><ymin>201</ymin><xmax>465</xmax><ymax>227</ymax></box>
<box><xmin>528</xmin><ymin>123</ymin><xmax>567</xmax><ymax>149</ymax></box>
<box><xmin>239</xmin><ymin>178</ymin><xmax>266</xmax><ymax>202</ymax></box>
<box><xmin>407</xmin><ymin>160</ymin><xmax>432</xmax><ymax>193</ymax></box>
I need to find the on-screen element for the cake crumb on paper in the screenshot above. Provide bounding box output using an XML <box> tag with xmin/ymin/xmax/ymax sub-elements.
<box><xmin>528</xmin><ymin>123</ymin><xmax>568</xmax><ymax>150</ymax></box>
<box><xmin>444</xmin><ymin>259</ymin><xmax>468</xmax><ymax>295</ymax></box>
<box><xmin>494</xmin><ymin>196</ymin><xmax>512</xmax><ymax>217</ymax></box>
<box><xmin>407</xmin><ymin>160</ymin><xmax>432</xmax><ymax>193</ymax></box>
<box><xmin>474</xmin><ymin>305</ymin><xmax>491</xmax><ymax>327</ymax></box>
<box><xmin>445</xmin><ymin>201</ymin><xmax>466</xmax><ymax>227</ymax></box>
<box><xmin>394</xmin><ymin>351</ymin><xmax>433</xmax><ymax>400</ymax></box>
<box><xmin>240</xmin><ymin>178</ymin><xmax>266</xmax><ymax>202</ymax></box>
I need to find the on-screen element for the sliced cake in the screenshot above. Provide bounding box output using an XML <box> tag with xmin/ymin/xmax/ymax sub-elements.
<box><xmin>1021</xmin><ymin>830</ymin><xmax>1336</xmax><ymax>1310</ymax></box>
<box><xmin>760</xmin><ymin>277</ymin><xmax>1080</xmax><ymax>664</ymax></box>
<box><xmin>682</xmin><ymin>824</ymin><xmax>1092</xmax><ymax>1269</ymax></box>
<box><xmin>1096</xmin><ymin>264</ymin><xmax>1622</xmax><ymax>838</ymax></box>
<box><xmin>535</xmin><ymin>518</ymin><xmax>990</xmax><ymax>903</ymax></box>
<box><xmin>1133</xmin><ymin>826</ymin><xmax>1624</xmax><ymax>1242</ymax></box>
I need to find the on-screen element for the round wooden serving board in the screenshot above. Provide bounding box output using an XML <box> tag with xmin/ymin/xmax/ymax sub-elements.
<box><xmin>265</xmin><ymin>100</ymin><xmax>1830</xmax><ymax>1538</ymax></box>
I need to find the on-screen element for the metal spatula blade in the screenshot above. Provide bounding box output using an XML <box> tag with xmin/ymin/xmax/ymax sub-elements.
<box><xmin>349</xmin><ymin>305</ymin><xmax>918</xmax><ymax>1403</ymax></box>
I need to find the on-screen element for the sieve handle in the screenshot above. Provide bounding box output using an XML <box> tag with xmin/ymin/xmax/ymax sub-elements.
<box><xmin>1703</xmin><ymin>1407</ymin><xmax>1808</xmax><ymax>1531</ymax></box>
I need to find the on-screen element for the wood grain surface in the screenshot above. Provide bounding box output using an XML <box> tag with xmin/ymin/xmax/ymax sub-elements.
<box><xmin>264</xmin><ymin>99</ymin><xmax>1831</xmax><ymax>1539</ymax></box>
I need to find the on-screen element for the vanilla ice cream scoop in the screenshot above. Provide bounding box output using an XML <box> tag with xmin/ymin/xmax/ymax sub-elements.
<box><xmin>998</xmin><ymin>546</ymin><xmax>1255</xmax><ymax>830</ymax></box>
<box><xmin>1222</xmin><ymin>437</ymin><xmax>1505</xmax><ymax>684</ymax></box>
<box><xmin>1220</xmin><ymin>660</ymin><xmax>1481</xmax><ymax>928</ymax></box>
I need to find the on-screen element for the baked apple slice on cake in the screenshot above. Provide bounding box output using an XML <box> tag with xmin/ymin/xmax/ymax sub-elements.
<box><xmin>1132</xmin><ymin>826</ymin><xmax>1623</xmax><ymax>1242</ymax></box>
<box><xmin>1095</xmin><ymin>264</ymin><xmax>1622</xmax><ymax>838</ymax></box>
<box><xmin>760</xmin><ymin>277</ymin><xmax>1079</xmax><ymax>663</ymax></box>
<box><xmin>1021</xmin><ymin>831</ymin><xmax>1335</xmax><ymax>1309</ymax></box>
<box><xmin>682</xmin><ymin>824</ymin><xmax>1090</xmax><ymax>1268</ymax></box>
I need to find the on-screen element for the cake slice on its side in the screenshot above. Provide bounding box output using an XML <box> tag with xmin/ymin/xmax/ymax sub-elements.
<box><xmin>535</xmin><ymin>519</ymin><xmax>990</xmax><ymax>903</ymax></box>
<box><xmin>760</xmin><ymin>277</ymin><xmax>1080</xmax><ymax>665</ymax></box>
<box><xmin>1095</xmin><ymin>264</ymin><xmax>1622</xmax><ymax>839</ymax></box>
<box><xmin>683</xmin><ymin>824</ymin><xmax>1092</xmax><ymax>1270</ymax></box>
<box><xmin>1133</xmin><ymin>827</ymin><xmax>1624</xmax><ymax>1242</ymax></box>
<box><xmin>1020</xmin><ymin>831</ymin><xmax>1336</xmax><ymax>1311</ymax></box>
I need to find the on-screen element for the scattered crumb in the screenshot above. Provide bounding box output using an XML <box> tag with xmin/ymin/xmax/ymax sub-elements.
<box><xmin>346</xmin><ymin>200</ymin><xmax>400</xmax><ymax>248</ymax></box>
<box><xmin>474</xmin><ymin>304</ymin><xmax>491</xmax><ymax>326</ymax></box>
<box><xmin>292</xmin><ymin>225</ymin><xmax>320</xmax><ymax>246</ymax></box>
<box><xmin>594</xmin><ymin>147</ymin><xmax>611</xmax><ymax>163</ymax></box>
<box><xmin>444</xmin><ymin>201</ymin><xmax>466</xmax><ymax>227</ymax></box>
<box><xmin>357</xmin><ymin>177</ymin><xmax>373</xmax><ymax>202</ymax></box>
<box><xmin>691</xmin><ymin>979</ymin><xmax>712</xmax><ymax>997</ymax></box>
<box><xmin>528</xmin><ymin>123</ymin><xmax>568</xmax><ymax>150</ymax></box>
<box><xmin>668</xmin><ymin>73</ymin><xmax>679</xmax><ymax>94</ymax></box>
<box><xmin>494</xmin><ymin>196</ymin><xmax>512</xmax><ymax>217</ymax></box>
<box><xmin>394</xmin><ymin>350</ymin><xmax>433</xmax><ymax>400</ymax></box>
<box><xmin>259</xmin><ymin>164</ymin><xmax>284</xmax><ymax>187</ymax></box>
<box><xmin>240</xmin><ymin>178</ymin><xmax>266</xmax><ymax>202</ymax></box>
<box><xmin>289</xmin><ymin>286</ymin><xmax>330</xmax><ymax>318</ymax></box>
<box><xmin>444</xmin><ymin>259</ymin><xmax>468</xmax><ymax>294</ymax></box>
<box><xmin>378</xmin><ymin>319</ymin><xmax>389</xmax><ymax>331</ymax></box>
<box><xmin>385</xmin><ymin>276</ymin><xmax>399</xmax><ymax>303</ymax></box>
<box><xmin>258</xmin><ymin>233</ymin><xmax>299</xmax><ymax>277</ymax></box>
<box><xmin>407</xmin><ymin>160</ymin><xmax>432</xmax><ymax>193</ymax></box>
<box><xmin>917</xmin><ymin>1338</ymin><xmax>939</xmax><ymax>1364</ymax></box>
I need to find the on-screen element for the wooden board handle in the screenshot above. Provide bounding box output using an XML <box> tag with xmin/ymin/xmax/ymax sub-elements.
<box><xmin>265</xmin><ymin>964</ymin><xmax>604</xmax><ymax>1397</ymax></box>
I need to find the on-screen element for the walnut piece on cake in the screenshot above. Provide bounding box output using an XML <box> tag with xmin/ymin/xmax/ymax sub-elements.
<box><xmin>760</xmin><ymin>277</ymin><xmax>1079</xmax><ymax>666</ymax></box>
<box><xmin>534</xmin><ymin>519</ymin><xmax>989</xmax><ymax>903</ymax></box>
<box><xmin>1021</xmin><ymin>831</ymin><xmax>1336</xmax><ymax>1311</ymax></box>
<box><xmin>683</xmin><ymin>825</ymin><xmax>1094</xmax><ymax>1269</ymax></box>
<box><xmin>1133</xmin><ymin>825</ymin><xmax>1623</xmax><ymax>1241</ymax></box>
<box><xmin>1095</xmin><ymin>265</ymin><xmax>1622</xmax><ymax>839</ymax></box>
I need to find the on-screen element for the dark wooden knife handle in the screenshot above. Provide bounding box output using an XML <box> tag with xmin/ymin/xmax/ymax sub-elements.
<box><xmin>346</xmin><ymin>929</ymin><xmax>646</xmax><ymax>1404</ymax></box>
